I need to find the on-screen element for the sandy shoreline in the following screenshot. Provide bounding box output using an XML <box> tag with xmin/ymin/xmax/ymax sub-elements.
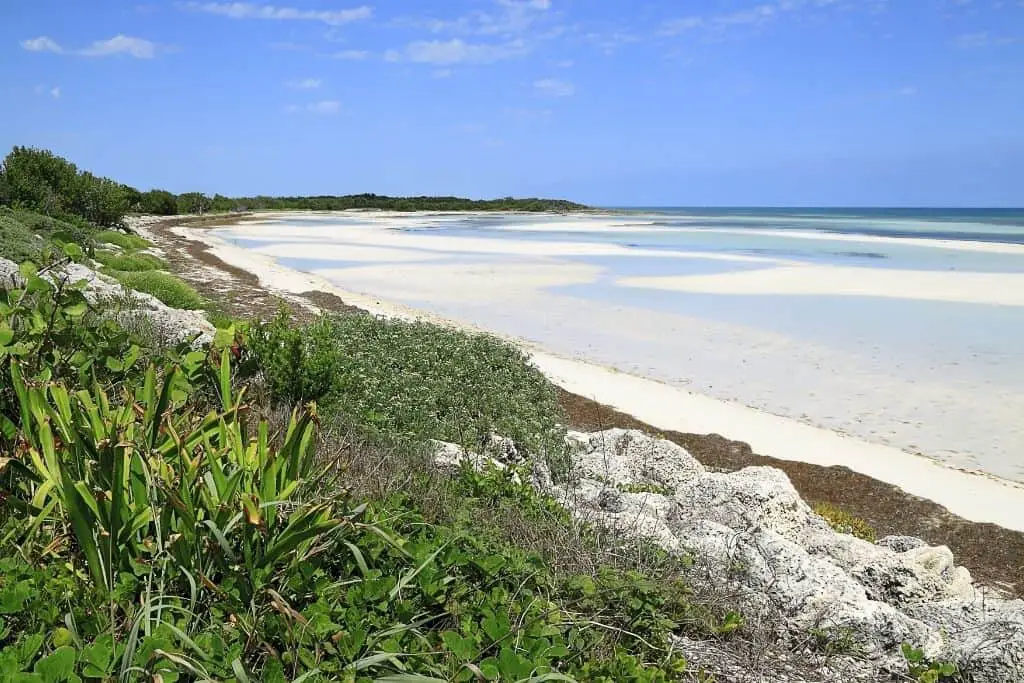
<box><xmin>178</xmin><ymin>218</ymin><xmax>1024</xmax><ymax>532</ymax></box>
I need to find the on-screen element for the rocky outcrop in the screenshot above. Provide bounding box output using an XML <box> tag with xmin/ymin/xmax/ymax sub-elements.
<box><xmin>0</xmin><ymin>257</ymin><xmax>214</xmax><ymax>345</ymax></box>
<box><xmin>434</xmin><ymin>428</ymin><xmax>1024</xmax><ymax>683</ymax></box>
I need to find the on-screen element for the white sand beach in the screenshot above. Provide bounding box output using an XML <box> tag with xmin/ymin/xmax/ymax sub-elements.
<box><xmin>178</xmin><ymin>214</ymin><xmax>1024</xmax><ymax>532</ymax></box>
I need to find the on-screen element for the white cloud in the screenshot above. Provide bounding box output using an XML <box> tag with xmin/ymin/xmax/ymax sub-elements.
<box><xmin>408</xmin><ymin>0</ymin><xmax>553</xmax><ymax>38</ymax></box>
<box><xmin>79</xmin><ymin>35</ymin><xmax>157</xmax><ymax>58</ymax></box>
<box><xmin>897</xmin><ymin>85</ymin><xmax>917</xmax><ymax>96</ymax></box>
<box><xmin>181</xmin><ymin>2</ymin><xmax>372</xmax><ymax>25</ymax></box>
<box><xmin>21</xmin><ymin>36</ymin><xmax>64</xmax><ymax>53</ymax></box>
<box><xmin>659</xmin><ymin>17</ymin><xmax>703</xmax><ymax>35</ymax></box>
<box><xmin>432</xmin><ymin>68</ymin><xmax>453</xmax><ymax>78</ymax></box>
<box><xmin>390</xmin><ymin>38</ymin><xmax>528</xmax><ymax>64</ymax></box>
<box><xmin>286</xmin><ymin>77</ymin><xmax>321</xmax><ymax>89</ymax></box>
<box><xmin>22</xmin><ymin>34</ymin><xmax>157</xmax><ymax>58</ymax></box>
<box><xmin>953</xmin><ymin>32</ymin><xmax>1016</xmax><ymax>48</ymax></box>
<box><xmin>288</xmin><ymin>100</ymin><xmax>341</xmax><ymax>114</ymax></box>
<box><xmin>533</xmin><ymin>78</ymin><xmax>574</xmax><ymax>97</ymax></box>
<box><xmin>32</xmin><ymin>84</ymin><xmax>62</xmax><ymax>99</ymax></box>
<box><xmin>554</xmin><ymin>59</ymin><xmax>574</xmax><ymax>68</ymax></box>
<box><xmin>309</xmin><ymin>100</ymin><xmax>341</xmax><ymax>114</ymax></box>
<box><xmin>660</xmin><ymin>0</ymin><xmax>861</xmax><ymax>38</ymax></box>
<box><xmin>331</xmin><ymin>49</ymin><xmax>369</xmax><ymax>60</ymax></box>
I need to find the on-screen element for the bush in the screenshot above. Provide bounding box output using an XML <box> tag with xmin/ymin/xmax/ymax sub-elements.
<box><xmin>92</xmin><ymin>249</ymin><xmax>165</xmax><ymax>272</ymax></box>
<box><xmin>106</xmin><ymin>269</ymin><xmax>204</xmax><ymax>309</ymax></box>
<box><xmin>247</xmin><ymin>311</ymin><xmax>568</xmax><ymax>470</ymax></box>
<box><xmin>0</xmin><ymin>207</ymin><xmax>97</xmax><ymax>255</ymax></box>
<box><xmin>0</xmin><ymin>214</ymin><xmax>42</xmax><ymax>263</ymax></box>
<box><xmin>813</xmin><ymin>502</ymin><xmax>877</xmax><ymax>542</ymax></box>
<box><xmin>95</xmin><ymin>229</ymin><xmax>152</xmax><ymax>250</ymax></box>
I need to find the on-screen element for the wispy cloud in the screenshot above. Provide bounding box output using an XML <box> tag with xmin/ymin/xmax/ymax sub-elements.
<box><xmin>583</xmin><ymin>31</ymin><xmax>641</xmax><ymax>54</ymax></box>
<box><xmin>660</xmin><ymin>0</ymin><xmax>862</xmax><ymax>38</ymax></box>
<box><xmin>533</xmin><ymin>78</ymin><xmax>574</xmax><ymax>97</ymax></box>
<box><xmin>181</xmin><ymin>2</ymin><xmax>372</xmax><ymax>25</ymax></box>
<box><xmin>21</xmin><ymin>34</ymin><xmax>158</xmax><ymax>58</ymax></box>
<box><xmin>80</xmin><ymin>35</ymin><xmax>157</xmax><ymax>58</ymax></box>
<box><xmin>330</xmin><ymin>49</ymin><xmax>369</xmax><ymax>60</ymax></box>
<box><xmin>953</xmin><ymin>31</ymin><xmax>1017</xmax><ymax>48</ymax></box>
<box><xmin>286</xmin><ymin>100</ymin><xmax>341</xmax><ymax>114</ymax></box>
<box><xmin>21</xmin><ymin>36</ymin><xmax>64</xmax><ymax>53</ymax></box>
<box><xmin>33</xmin><ymin>84</ymin><xmax>61</xmax><ymax>98</ymax></box>
<box><xmin>286</xmin><ymin>77</ymin><xmax>321</xmax><ymax>89</ymax></box>
<box><xmin>432</xmin><ymin>68</ymin><xmax>453</xmax><ymax>78</ymax></box>
<box><xmin>405</xmin><ymin>0</ymin><xmax>553</xmax><ymax>38</ymax></box>
<box><xmin>386</xmin><ymin>38</ymin><xmax>528</xmax><ymax>65</ymax></box>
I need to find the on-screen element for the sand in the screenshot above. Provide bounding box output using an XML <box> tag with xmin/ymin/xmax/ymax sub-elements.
<box><xmin>620</xmin><ymin>265</ymin><xmax>1024</xmax><ymax>307</ymax></box>
<box><xmin>180</xmin><ymin>220</ymin><xmax>1024</xmax><ymax>532</ymax></box>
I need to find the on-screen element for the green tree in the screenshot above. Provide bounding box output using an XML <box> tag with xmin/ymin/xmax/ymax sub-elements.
<box><xmin>139</xmin><ymin>189</ymin><xmax>179</xmax><ymax>215</ymax></box>
<box><xmin>0</xmin><ymin>146</ymin><xmax>80</xmax><ymax>216</ymax></box>
<box><xmin>176</xmin><ymin>191</ymin><xmax>211</xmax><ymax>215</ymax></box>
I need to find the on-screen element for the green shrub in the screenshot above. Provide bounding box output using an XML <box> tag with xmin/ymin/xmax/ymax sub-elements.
<box><xmin>95</xmin><ymin>229</ymin><xmax>152</xmax><ymax>250</ymax></box>
<box><xmin>0</xmin><ymin>214</ymin><xmax>41</xmax><ymax>263</ymax></box>
<box><xmin>0</xmin><ymin>207</ymin><xmax>98</xmax><ymax>260</ymax></box>
<box><xmin>247</xmin><ymin>311</ymin><xmax>568</xmax><ymax>472</ymax></box>
<box><xmin>813</xmin><ymin>502</ymin><xmax>877</xmax><ymax>542</ymax></box>
<box><xmin>106</xmin><ymin>269</ymin><xmax>204</xmax><ymax>309</ymax></box>
<box><xmin>92</xmin><ymin>249</ymin><xmax>165</xmax><ymax>272</ymax></box>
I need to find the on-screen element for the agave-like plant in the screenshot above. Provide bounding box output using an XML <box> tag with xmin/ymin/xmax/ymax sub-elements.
<box><xmin>9</xmin><ymin>350</ymin><xmax>341</xmax><ymax>606</ymax></box>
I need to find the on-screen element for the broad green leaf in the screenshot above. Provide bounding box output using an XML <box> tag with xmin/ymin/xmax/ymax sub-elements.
<box><xmin>33</xmin><ymin>646</ymin><xmax>75</xmax><ymax>682</ymax></box>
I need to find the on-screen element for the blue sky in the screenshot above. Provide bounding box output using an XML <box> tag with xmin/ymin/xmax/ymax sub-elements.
<box><xmin>3</xmin><ymin>0</ymin><xmax>1023</xmax><ymax>205</ymax></box>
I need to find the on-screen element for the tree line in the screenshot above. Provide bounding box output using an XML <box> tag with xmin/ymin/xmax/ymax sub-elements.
<box><xmin>0</xmin><ymin>146</ymin><xmax>588</xmax><ymax>227</ymax></box>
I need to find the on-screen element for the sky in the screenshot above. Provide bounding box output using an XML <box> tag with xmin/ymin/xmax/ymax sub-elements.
<box><xmin>2</xmin><ymin>0</ymin><xmax>1023</xmax><ymax>206</ymax></box>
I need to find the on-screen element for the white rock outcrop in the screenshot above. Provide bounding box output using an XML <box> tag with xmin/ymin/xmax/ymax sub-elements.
<box><xmin>0</xmin><ymin>256</ymin><xmax>214</xmax><ymax>346</ymax></box>
<box><xmin>434</xmin><ymin>428</ymin><xmax>1024</xmax><ymax>683</ymax></box>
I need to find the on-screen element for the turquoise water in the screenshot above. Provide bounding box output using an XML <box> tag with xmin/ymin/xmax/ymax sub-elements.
<box><xmin>217</xmin><ymin>209</ymin><xmax>1024</xmax><ymax>481</ymax></box>
<box><xmin>402</xmin><ymin>209</ymin><xmax>1024</xmax><ymax>273</ymax></box>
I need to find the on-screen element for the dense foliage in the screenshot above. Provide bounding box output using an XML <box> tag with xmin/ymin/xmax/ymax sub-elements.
<box><xmin>0</xmin><ymin>260</ymin><xmax>740</xmax><ymax>681</ymax></box>
<box><xmin>0</xmin><ymin>147</ymin><xmax>128</xmax><ymax>227</ymax></box>
<box><xmin>247</xmin><ymin>312</ymin><xmax>568</xmax><ymax>475</ymax></box>
<box><xmin>1</xmin><ymin>147</ymin><xmax>589</xmax><ymax>224</ymax></box>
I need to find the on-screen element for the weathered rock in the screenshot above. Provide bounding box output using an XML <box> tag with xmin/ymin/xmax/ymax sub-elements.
<box><xmin>0</xmin><ymin>258</ymin><xmax>21</xmax><ymax>287</ymax></box>
<box><xmin>567</xmin><ymin>428</ymin><xmax>706</xmax><ymax>491</ymax></box>
<box><xmin>877</xmin><ymin>535</ymin><xmax>929</xmax><ymax>553</ymax></box>
<box><xmin>431</xmin><ymin>440</ymin><xmax>508</xmax><ymax>475</ymax></box>
<box><xmin>0</xmin><ymin>257</ymin><xmax>214</xmax><ymax>346</ymax></box>
<box><xmin>430</xmin><ymin>428</ymin><xmax>1024</xmax><ymax>682</ymax></box>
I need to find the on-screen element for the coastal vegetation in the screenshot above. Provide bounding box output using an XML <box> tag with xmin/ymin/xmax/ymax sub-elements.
<box><xmin>1</xmin><ymin>146</ymin><xmax>587</xmax><ymax>227</ymax></box>
<box><xmin>812</xmin><ymin>503</ymin><xmax>877</xmax><ymax>543</ymax></box>
<box><xmin>0</xmin><ymin>145</ymin><xmax>722</xmax><ymax>682</ymax></box>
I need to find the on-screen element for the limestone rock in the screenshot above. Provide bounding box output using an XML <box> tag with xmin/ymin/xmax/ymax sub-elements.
<box><xmin>0</xmin><ymin>257</ymin><xmax>214</xmax><ymax>346</ymax></box>
<box><xmin>877</xmin><ymin>535</ymin><xmax>929</xmax><ymax>553</ymax></box>
<box><xmin>439</xmin><ymin>428</ymin><xmax>1024</xmax><ymax>683</ymax></box>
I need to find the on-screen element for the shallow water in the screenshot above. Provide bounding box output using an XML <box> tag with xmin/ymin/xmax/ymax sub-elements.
<box><xmin>215</xmin><ymin>208</ymin><xmax>1024</xmax><ymax>482</ymax></box>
